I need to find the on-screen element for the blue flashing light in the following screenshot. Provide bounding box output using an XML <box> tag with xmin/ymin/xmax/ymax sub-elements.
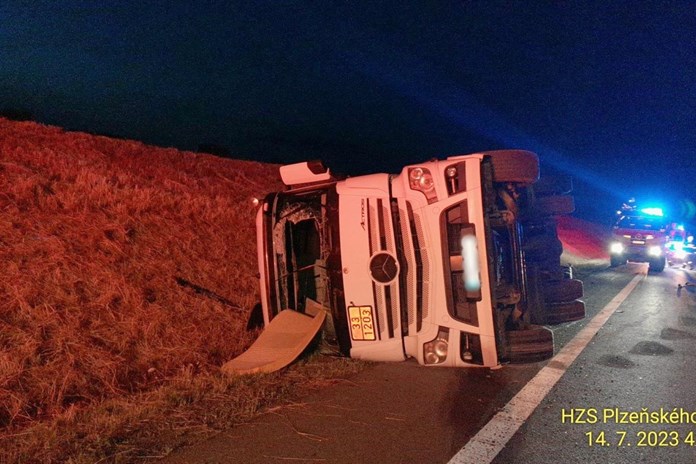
<box><xmin>640</xmin><ymin>207</ymin><xmax>664</xmax><ymax>217</ymax></box>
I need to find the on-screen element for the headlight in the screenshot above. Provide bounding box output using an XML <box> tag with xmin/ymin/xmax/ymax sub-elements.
<box><xmin>610</xmin><ymin>242</ymin><xmax>624</xmax><ymax>254</ymax></box>
<box><xmin>423</xmin><ymin>327</ymin><xmax>449</xmax><ymax>365</ymax></box>
<box><xmin>648</xmin><ymin>245</ymin><xmax>662</xmax><ymax>257</ymax></box>
<box><xmin>408</xmin><ymin>167</ymin><xmax>437</xmax><ymax>204</ymax></box>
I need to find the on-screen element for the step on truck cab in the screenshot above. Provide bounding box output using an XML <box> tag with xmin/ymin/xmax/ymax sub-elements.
<box><xmin>255</xmin><ymin>150</ymin><xmax>555</xmax><ymax>368</ymax></box>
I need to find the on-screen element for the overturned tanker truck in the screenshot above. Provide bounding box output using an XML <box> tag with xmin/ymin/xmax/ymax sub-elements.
<box><xmin>227</xmin><ymin>150</ymin><xmax>583</xmax><ymax>373</ymax></box>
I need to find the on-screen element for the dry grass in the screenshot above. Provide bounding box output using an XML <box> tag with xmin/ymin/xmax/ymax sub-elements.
<box><xmin>0</xmin><ymin>118</ymin><xmax>367</xmax><ymax>463</ymax></box>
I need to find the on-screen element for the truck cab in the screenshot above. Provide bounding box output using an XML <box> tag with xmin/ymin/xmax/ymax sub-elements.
<box><xmin>255</xmin><ymin>151</ymin><xmax>555</xmax><ymax>368</ymax></box>
<box><xmin>609</xmin><ymin>213</ymin><xmax>669</xmax><ymax>272</ymax></box>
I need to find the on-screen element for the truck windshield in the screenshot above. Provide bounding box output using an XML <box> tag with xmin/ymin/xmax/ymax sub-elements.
<box><xmin>616</xmin><ymin>216</ymin><xmax>667</xmax><ymax>230</ymax></box>
<box><xmin>271</xmin><ymin>192</ymin><xmax>327</xmax><ymax>315</ymax></box>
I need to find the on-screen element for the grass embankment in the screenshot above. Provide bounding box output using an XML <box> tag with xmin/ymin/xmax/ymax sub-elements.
<box><xmin>0</xmin><ymin>119</ymin><xmax>365</xmax><ymax>463</ymax></box>
<box><xmin>558</xmin><ymin>215</ymin><xmax>611</xmax><ymax>278</ymax></box>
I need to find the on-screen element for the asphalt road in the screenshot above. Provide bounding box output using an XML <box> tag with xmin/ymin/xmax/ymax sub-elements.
<box><xmin>493</xmin><ymin>263</ymin><xmax>696</xmax><ymax>463</ymax></box>
<box><xmin>161</xmin><ymin>263</ymin><xmax>696</xmax><ymax>464</ymax></box>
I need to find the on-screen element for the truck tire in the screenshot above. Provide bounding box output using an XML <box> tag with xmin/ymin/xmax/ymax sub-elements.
<box><xmin>524</xmin><ymin>234</ymin><xmax>564</xmax><ymax>262</ymax></box>
<box><xmin>539</xmin><ymin>266</ymin><xmax>569</xmax><ymax>281</ymax></box>
<box><xmin>533</xmin><ymin>175</ymin><xmax>573</xmax><ymax>196</ymax></box>
<box><xmin>543</xmin><ymin>279</ymin><xmax>583</xmax><ymax>303</ymax></box>
<box><xmin>523</xmin><ymin>216</ymin><xmax>558</xmax><ymax>233</ymax></box>
<box><xmin>546</xmin><ymin>300</ymin><xmax>586</xmax><ymax>325</ymax></box>
<box><xmin>504</xmin><ymin>325</ymin><xmax>554</xmax><ymax>363</ymax></box>
<box><xmin>535</xmin><ymin>254</ymin><xmax>563</xmax><ymax>274</ymax></box>
<box><xmin>649</xmin><ymin>256</ymin><xmax>666</xmax><ymax>273</ymax></box>
<box><xmin>486</xmin><ymin>150</ymin><xmax>539</xmax><ymax>185</ymax></box>
<box><xmin>524</xmin><ymin>219</ymin><xmax>558</xmax><ymax>236</ymax></box>
<box><xmin>533</xmin><ymin>195</ymin><xmax>575</xmax><ymax>216</ymax></box>
<box><xmin>610</xmin><ymin>255</ymin><xmax>626</xmax><ymax>267</ymax></box>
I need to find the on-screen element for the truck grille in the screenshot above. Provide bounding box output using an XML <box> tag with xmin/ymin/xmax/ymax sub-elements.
<box><xmin>366</xmin><ymin>198</ymin><xmax>428</xmax><ymax>340</ymax></box>
<box><xmin>404</xmin><ymin>202</ymin><xmax>429</xmax><ymax>333</ymax></box>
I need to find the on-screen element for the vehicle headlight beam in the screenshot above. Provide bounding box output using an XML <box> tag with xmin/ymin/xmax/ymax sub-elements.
<box><xmin>610</xmin><ymin>242</ymin><xmax>624</xmax><ymax>254</ymax></box>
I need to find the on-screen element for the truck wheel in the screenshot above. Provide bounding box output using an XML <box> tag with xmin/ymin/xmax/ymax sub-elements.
<box><xmin>504</xmin><ymin>325</ymin><xmax>554</xmax><ymax>363</ymax></box>
<box><xmin>539</xmin><ymin>266</ymin><xmax>569</xmax><ymax>281</ymax></box>
<box><xmin>543</xmin><ymin>279</ymin><xmax>583</xmax><ymax>303</ymax></box>
<box><xmin>546</xmin><ymin>300</ymin><xmax>586</xmax><ymax>325</ymax></box>
<box><xmin>649</xmin><ymin>256</ymin><xmax>666</xmax><ymax>273</ymax></box>
<box><xmin>610</xmin><ymin>255</ymin><xmax>626</xmax><ymax>267</ymax></box>
<box><xmin>535</xmin><ymin>256</ymin><xmax>563</xmax><ymax>276</ymax></box>
<box><xmin>523</xmin><ymin>216</ymin><xmax>558</xmax><ymax>234</ymax></box>
<box><xmin>533</xmin><ymin>175</ymin><xmax>573</xmax><ymax>196</ymax></box>
<box><xmin>486</xmin><ymin>150</ymin><xmax>539</xmax><ymax>185</ymax></box>
<box><xmin>524</xmin><ymin>234</ymin><xmax>564</xmax><ymax>261</ymax></box>
<box><xmin>533</xmin><ymin>195</ymin><xmax>575</xmax><ymax>216</ymax></box>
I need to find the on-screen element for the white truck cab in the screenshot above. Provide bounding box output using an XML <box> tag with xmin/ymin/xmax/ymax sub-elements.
<box><xmin>256</xmin><ymin>150</ymin><xmax>555</xmax><ymax>368</ymax></box>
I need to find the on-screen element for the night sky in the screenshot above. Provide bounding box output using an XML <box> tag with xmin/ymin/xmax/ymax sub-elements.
<box><xmin>2</xmin><ymin>1</ymin><xmax>695</xmax><ymax>222</ymax></box>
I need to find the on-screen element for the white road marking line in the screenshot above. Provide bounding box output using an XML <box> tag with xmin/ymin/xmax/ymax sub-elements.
<box><xmin>448</xmin><ymin>273</ymin><xmax>644</xmax><ymax>464</ymax></box>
